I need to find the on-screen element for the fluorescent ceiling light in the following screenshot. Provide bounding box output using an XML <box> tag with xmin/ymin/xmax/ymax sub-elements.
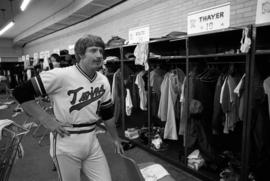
<box><xmin>0</xmin><ymin>21</ymin><xmax>15</xmax><ymax>36</ymax></box>
<box><xmin>20</xmin><ymin>0</ymin><xmax>31</xmax><ymax>11</ymax></box>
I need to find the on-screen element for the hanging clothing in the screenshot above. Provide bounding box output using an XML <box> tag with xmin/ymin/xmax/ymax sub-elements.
<box><xmin>164</xmin><ymin>73</ymin><xmax>178</xmax><ymax>140</ymax></box>
<box><xmin>150</xmin><ymin>67</ymin><xmax>166</xmax><ymax>119</ymax></box>
<box><xmin>134</xmin><ymin>42</ymin><xmax>149</xmax><ymax>70</ymax></box>
<box><xmin>234</xmin><ymin>74</ymin><xmax>245</xmax><ymax>96</ymax></box>
<box><xmin>225</xmin><ymin>75</ymin><xmax>238</xmax><ymax>133</ymax></box>
<box><xmin>111</xmin><ymin>69</ymin><xmax>120</xmax><ymax>103</ymax></box>
<box><xmin>131</xmin><ymin>74</ymin><xmax>140</xmax><ymax>109</ymax></box>
<box><xmin>240</xmin><ymin>27</ymin><xmax>251</xmax><ymax>53</ymax></box>
<box><xmin>263</xmin><ymin>77</ymin><xmax>270</xmax><ymax>118</ymax></box>
<box><xmin>125</xmin><ymin>89</ymin><xmax>133</xmax><ymax>116</ymax></box>
<box><xmin>179</xmin><ymin>69</ymin><xmax>217</xmax><ymax>145</ymax></box>
<box><xmin>111</xmin><ymin>69</ymin><xmax>121</xmax><ymax>125</ymax></box>
<box><xmin>195</xmin><ymin>71</ymin><xmax>218</xmax><ymax>133</ymax></box>
<box><xmin>26</xmin><ymin>69</ymin><xmax>32</xmax><ymax>80</ymax></box>
<box><xmin>220</xmin><ymin>75</ymin><xmax>240</xmax><ymax>134</ymax></box>
<box><xmin>43</xmin><ymin>57</ymin><xmax>50</xmax><ymax>70</ymax></box>
<box><xmin>111</xmin><ymin>65</ymin><xmax>134</xmax><ymax>124</ymax></box>
<box><xmin>24</xmin><ymin>58</ymin><xmax>31</xmax><ymax>70</ymax></box>
<box><xmin>172</xmin><ymin>68</ymin><xmax>185</xmax><ymax>124</ymax></box>
<box><xmin>135</xmin><ymin>71</ymin><xmax>147</xmax><ymax>111</ymax></box>
<box><xmin>158</xmin><ymin>73</ymin><xmax>171</xmax><ymax>122</ymax></box>
<box><xmin>179</xmin><ymin>73</ymin><xmax>195</xmax><ymax>137</ymax></box>
<box><xmin>212</xmin><ymin>74</ymin><xmax>226</xmax><ymax>134</ymax></box>
<box><xmin>150</xmin><ymin>67</ymin><xmax>165</xmax><ymax>97</ymax></box>
<box><xmin>234</xmin><ymin>74</ymin><xmax>246</xmax><ymax>121</ymax></box>
<box><xmin>158</xmin><ymin>68</ymin><xmax>185</xmax><ymax>140</ymax></box>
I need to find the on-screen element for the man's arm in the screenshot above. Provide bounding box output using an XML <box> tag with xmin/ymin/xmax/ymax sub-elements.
<box><xmin>104</xmin><ymin>116</ymin><xmax>124</xmax><ymax>154</ymax></box>
<box><xmin>22</xmin><ymin>100</ymin><xmax>70</xmax><ymax>137</ymax></box>
<box><xmin>13</xmin><ymin>80</ymin><xmax>70</xmax><ymax>137</ymax></box>
<box><xmin>99</xmin><ymin>97</ymin><xmax>124</xmax><ymax>154</ymax></box>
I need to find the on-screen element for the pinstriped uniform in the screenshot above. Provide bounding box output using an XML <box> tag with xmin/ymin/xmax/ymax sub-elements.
<box><xmin>31</xmin><ymin>64</ymin><xmax>113</xmax><ymax>181</ymax></box>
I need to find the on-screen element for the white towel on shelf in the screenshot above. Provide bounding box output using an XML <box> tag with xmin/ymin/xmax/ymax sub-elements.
<box><xmin>140</xmin><ymin>164</ymin><xmax>169</xmax><ymax>181</ymax></box>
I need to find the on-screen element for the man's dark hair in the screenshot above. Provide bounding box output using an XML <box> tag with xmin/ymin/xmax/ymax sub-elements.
<box><xmin>74</xmin><ymin>34</ymin><xmax>105</xmax><ymax>62</ymax></box>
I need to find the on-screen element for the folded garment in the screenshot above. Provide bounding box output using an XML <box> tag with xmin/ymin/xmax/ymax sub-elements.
<box><xmin>187</xmin><ymin>149</ymin><xmax>201</xmax><ymax>159</ymax></box>
<box><xmin>187</xmin><ymin>149</ymin><xmax>205</xmax><ymax>171</ymax></box>
<box><xmin>150</xmin><ymin>142</ymin><xmax>168</xmax><ymax>152</ymax></box>
<box><xmin>140</xmin><ymin>164</ymin><xmax>169</xmax><ymax>181</ymax></box>
<box><xmin>125</xmin><ymin>128</ymin><xmax>139</xmax><ymax>139</ymax></box>
<box><xmin>219</xmin><ymin>168</ymin><xmax>240</xmax><ymax>181</ymax></box>
<box><xmin>151</xmin><ymin>134</ymin><xmax>163</xmax><ymax>150</ymax></box>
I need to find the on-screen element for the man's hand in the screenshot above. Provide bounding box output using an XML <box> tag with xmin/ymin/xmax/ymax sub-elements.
<box><xmin>103</xmin><ymin>117</ymin><xmax>124</xmax><ymax>154</ymax></box>
<box><xmin>43</xmin><ymin>118</ymin><xmax>72</xmax><ymax>137</ymax></box>
<box><xmin>113</xmin><ymin>139</ymin><xmax>124</xmax><ymax>154</ymax></box>
<box><xmin>21</xmin><ymin>100</ymin><xmax>71</xmax><ymax>137</ymax></box>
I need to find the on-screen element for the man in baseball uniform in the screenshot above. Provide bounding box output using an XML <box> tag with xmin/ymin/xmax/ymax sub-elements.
<box><xmin>13</xmin><ymin>34</ymin><xmax>124</xmax><ymax>181</ymax></box>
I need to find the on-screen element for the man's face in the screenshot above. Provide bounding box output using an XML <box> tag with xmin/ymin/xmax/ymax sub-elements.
<box><xmin>80</xmin><ymin>46</ymin><xmax>104</xmax><ymax>71</ymax></box>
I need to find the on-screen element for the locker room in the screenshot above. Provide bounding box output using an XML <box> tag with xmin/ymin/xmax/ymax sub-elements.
<box><xmin>0</xmin><ymin>0</ymin><xmax>270</xmax><ymax>181</ymax></box>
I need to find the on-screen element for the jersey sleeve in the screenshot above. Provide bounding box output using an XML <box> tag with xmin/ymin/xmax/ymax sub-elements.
<box><xmin>99</xmin><ymin>77</ymin><xmax>114</xmax><ymax>121</ymax></box>
<box><xmin>31</xmin><ymin>68</ymin><xmax>63</xmax><ymax>96</ymax></box>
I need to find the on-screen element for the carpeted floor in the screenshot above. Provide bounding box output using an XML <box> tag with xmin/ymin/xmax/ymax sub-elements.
<box><xmin>0</xmin><ymin>96</ymin><xmax>200</xmax><ymax>181</ymax></box>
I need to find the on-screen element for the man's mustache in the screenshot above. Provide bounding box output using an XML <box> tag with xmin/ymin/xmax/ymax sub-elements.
<box><xmin>94</xmin><ymin>58</ymin><xmax>103</xmax><ymax>62</ymax></box>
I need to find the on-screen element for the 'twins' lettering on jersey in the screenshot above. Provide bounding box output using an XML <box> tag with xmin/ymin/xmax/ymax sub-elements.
<box><xmin>68</xmin><ymin>85</ymin><xmax>105</xmax><ymax>113</ymax></box>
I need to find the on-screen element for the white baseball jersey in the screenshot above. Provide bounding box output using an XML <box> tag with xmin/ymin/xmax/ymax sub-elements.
<box><xmin>31</xmin><ymin>64</ymin><xmax>113</xmax><ymax>154</ymax></box>
<box><xmin>31</xmin><ymin>64</ymin><xmax>112</xmax><ymax>126</ymax></box>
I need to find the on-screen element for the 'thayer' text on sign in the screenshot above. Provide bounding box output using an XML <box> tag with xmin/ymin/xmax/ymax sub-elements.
<box><xmin>187</xmin><ymin>3</ymin><xmax>230</xmax><ymax>34</ymax></box>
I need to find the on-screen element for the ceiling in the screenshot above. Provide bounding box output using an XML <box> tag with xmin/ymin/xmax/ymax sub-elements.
<box><xmin>0</xmin><ymin>0</ymin><xmax>126</xmax><ymax>46</ymax></box>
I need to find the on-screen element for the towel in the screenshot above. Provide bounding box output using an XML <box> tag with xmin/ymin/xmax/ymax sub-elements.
<box><xmin>140</xmin><ymin>164</ymin><xmax>169</xmax><ymax>181</ymax></box>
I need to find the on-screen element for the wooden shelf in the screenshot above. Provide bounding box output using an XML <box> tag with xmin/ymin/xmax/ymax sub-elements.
<box><xmin>105</xmin><ymin>37</ymin><xmax>187</xmax><ymax>51</ymax></box>
<box><xmin>149</xmin><ymin>37</ymin><xmax>173</xmax><ymax>43</ymax></box>
<box><xmin>122</xmin><ymin>44</ymin><xmax>137</xmax><ymax>48</ymax></box>
<box><xmin>105</xmin><ymin>60</ymin><xmax>121</xmax><ymax>63</ymax></box>
<box><xmin>150</xmin><ymin>36</ymin><xmax>187</xmax><ymax>43</ymax></box>
<box><xmin>255</xmin><ymin>22</ymin><xmax>270</xmax><ymax>28</ymax></box>
<box><xmin>188</xmin><ymin>53</ymin><xmax>246</xmax><ymax>58</ymax></box>
<box><xmin>149</xmin><ymin>55</ymin><xmax>187</xmax><ymax>60</ymax></box>
<box><xmin>187</xmin><ymin>26</ymin><xmax>245</xmax><ymax>37</ymax></box>
<box><xmin>106</xmin><ymin>59</ymin><xmax>135</xmax><ymax>63</ymax></box>
<box><xmin>255</xmin><ymin>50</ymin><xmax>270</xmax><ymax>55</ymax></box>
